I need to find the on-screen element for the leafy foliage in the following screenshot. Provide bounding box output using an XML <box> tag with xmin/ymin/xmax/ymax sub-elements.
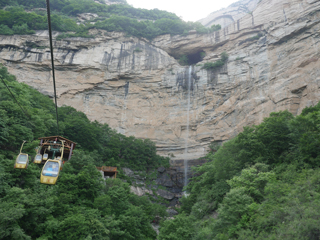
<box><xmin>0</xmin><ymin>0</ymin><xmax>213</xmax><ymax>40</ymax></box>
<box><xmin>0</xmin><ymin>66</ymin><xmax>168</xmax><ymax>239</ymax></box>
<box><xmin>178</xmin><ymin>55</ymin><xmax>189</xmax><ymax>66</ymax></box>
<box><xmin>158</xmin><ymin>213</ymin><xmax>196</xmax><ymax>240</ymax></box>
<box><xmin>202</xmin><ymin>52</ymin><xmax>229</xmax><ymax>70</ymax></box>
<box><xmin>160</xmin><ymin>101</ymin><xmax>320</xmax><ymax>239</ymax></box>
<box><xmin>0</xmin><ymin>6</ymin><xmax>79</xmax><ymax>35</ymax></box>
<box><xmin>210</xmin><ymin>24</ymin><xmax>221</xmax><ymax>32</ymax></box>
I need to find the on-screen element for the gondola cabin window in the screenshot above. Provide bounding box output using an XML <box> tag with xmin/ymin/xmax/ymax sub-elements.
<box><xmin>43</xmin><ymin>153</ymin><xmax>48</xmax><ymax>160</ymax></box>
<box><xmin>17</xmin><ymin>154</ymin><xmax>28</xmax><ymax>164</ymax></box>
<box><xmin>43</xmin><ymin>162</ymin><xmax>59</xmax><ymax>177</ymax></box>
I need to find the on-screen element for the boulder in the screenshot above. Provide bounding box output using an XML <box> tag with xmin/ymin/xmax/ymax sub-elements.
<box><xmin>156</xmin><ymin>173</ymin><xmax>173</xmax><ymax>187</ymax></box>
<box><xmin>157</xmin><ymin>189</ymin><xmax>175</xmax><ymax>200</ymax></box>
<box><xmin>130</xmin><ymin>186</ymin><xmax>152</xmax><ymax>197</ymax></box>
<box><xmin>166</xmin><ymin>208</ymin><xmax>179</xmax><ymax>217</ymax></box>
<box><xmin>157</xmin><ymin>166</ymin><xmax>166</xmax><ymax>173</ymax></box>
<box><xmin>122</xmin><ymin>167</ymin><xmax>134</xmax><ymax>177</ymax></box>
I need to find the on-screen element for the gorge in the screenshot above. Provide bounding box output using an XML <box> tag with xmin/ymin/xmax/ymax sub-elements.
<box><xmin>1</xmin><ymin>0</ymin><xmax>320</xmax><ymax>239</ymax></box>
<box><xmin>0</xmin><ymin>0</ymin><xmax>319</xmax><ymax>163</ymax></box>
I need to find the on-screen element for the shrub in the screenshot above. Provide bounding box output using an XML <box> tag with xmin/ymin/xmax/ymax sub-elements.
<box><xmin>178</xmin><ymin>55</ymin><xmax>189</xmax><ymax>66</ymax></box>
<box><xmin>202</xmin><ymin>52</ymin><xmax>228</xmax><ymax>70</ymax></box>
<box><xmin>210</xmin><ymin>24</ymin><xmax>221</xmax><ymax>32</ymax></box>
<box><xmin>0</xmin><ymin>24</ymin><xmax>14</xmax><ymax>35</ymax></box>
<box><xmin>12</xmin><ymin>23</ymin><xmax>35</xmax><ymax>34</ymax></box>
<box><xmin>133</xmin><ymin>47</ymin><xmax>143</xmax><ymax>52</ymax></box>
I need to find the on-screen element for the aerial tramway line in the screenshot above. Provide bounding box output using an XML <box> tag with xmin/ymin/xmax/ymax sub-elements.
<box><xmin>10</xmin><ymin>0</ymin><xmax>76</xmax><ymax>185</ymax></box>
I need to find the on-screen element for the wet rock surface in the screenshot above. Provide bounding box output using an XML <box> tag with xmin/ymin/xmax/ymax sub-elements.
<box><xmin>122</xmin><ymin>158</ymin><xmax>207</xmax><ymax>205</ymax></box>
<box><xmin>157</xmin><ymin>189</ymin><xmax>175</xmax><ymax>200</ymax></box>
<box><xmin>166</xmin><ymin>208</ymin><xmax>179</xmax><ymax>217</ymax></box>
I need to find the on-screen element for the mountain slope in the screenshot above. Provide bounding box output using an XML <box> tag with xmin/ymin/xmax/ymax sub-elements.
<box><xmin>0</xmin><ymin>0</ymin><xmax>319</xmax><ymax>160</ymax></box>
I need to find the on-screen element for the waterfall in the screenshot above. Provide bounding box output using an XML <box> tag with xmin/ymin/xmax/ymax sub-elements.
<box><xmin>184</xmin><ymin>66</ymin><xmax>192</xmax><ymax>190</ymax></box>
<box><xmin>120</xmin><ymin>82</ymin><xmax>129</xmax><ymax>135</ymax></box>
<box><xmin>121</xmin><ymin>98</ymin><xmax>127</xmax><ymax>134</ymax></box>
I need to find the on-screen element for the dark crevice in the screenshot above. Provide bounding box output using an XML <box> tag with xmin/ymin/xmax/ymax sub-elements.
<box><xmin>176</xmin><ymin>50</ymin><xmax>206</xmax><ymax>66</ymax></box>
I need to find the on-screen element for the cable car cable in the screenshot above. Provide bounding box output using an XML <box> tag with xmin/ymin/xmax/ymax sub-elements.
<box><xmin>0</xmin><ymin>76</ymin><xmax>30</xmax><ymax>118</ymax></box>
<box><xmin>45</xmin><ymin>0</ymin><xmax>59</xmax><ymax>135</ymax></box>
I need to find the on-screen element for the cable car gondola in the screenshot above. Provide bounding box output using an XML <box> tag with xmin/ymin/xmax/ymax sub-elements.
<box><xmin>33</xmin><ymin>146</ymin><xmax>43</xmax><ymax>164</ymax></box>
<box><xmin>38</xmin><ymin>136</ymin><xmax>76</xmax><ymax>185</ymax></box>
<box><xmin>43</xmin><ymin>148</ymin><xmax>49</xmax><ymax>161</ymax></box>
<box><xmin>34</xmin><ymin>153</ymin><xmax>42</xmax><ymax>164</ymax></box>
<box><xmin>40</xmin><ymin>140</ymin><xmax>64</xmax><ymax>185</ymax></box>
<box><xmin>14</xmin><ymin>141</ymin><xmax>29</xmax><ymax>169</ymax></box>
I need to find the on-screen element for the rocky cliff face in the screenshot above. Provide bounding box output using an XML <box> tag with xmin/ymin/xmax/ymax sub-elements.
<box><xmin>0</xmin><ymin>0</ymin><xmax>320</xmax><ymax>161</ymax></box>
<box><xmin>123</xmin><ymin>158</ymin><xmax>207</xmax><ymax>206</ymax></box>
<box><xmin>198</xmin><ymin>0</ymin><xmax>260</xmax><ymax>28</ymax></box>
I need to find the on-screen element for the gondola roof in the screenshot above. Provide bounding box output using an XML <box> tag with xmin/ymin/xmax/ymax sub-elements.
<box><xmin>38</xmin><ymin>136</ymin><xmax>77</xmax><ymax>150</ymax></box>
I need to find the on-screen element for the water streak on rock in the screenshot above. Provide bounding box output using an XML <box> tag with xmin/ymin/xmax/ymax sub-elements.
<box><xmin>184</xmin><ymin>66</ymin><xmax>192</xmax><ymax>188</ymax></box>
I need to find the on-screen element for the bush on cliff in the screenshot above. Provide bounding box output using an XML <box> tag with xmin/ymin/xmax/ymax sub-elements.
<box><xmin>202</xmin><ymin>52</ymin><xmax>229</xmax><ymax>70</ymax></box>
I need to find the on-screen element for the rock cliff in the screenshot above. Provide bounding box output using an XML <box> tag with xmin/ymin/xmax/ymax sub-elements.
<box><xmin>123</xmin><ymin>158</ymin><xmax>207</xmax><ymax>206</ymax></box>
<box><xmin>198</xmin><ymin>0</ymin><xmax>260</xmax><ymax>28</ymax></box>
<box><xmin>0</xmin><ymin>0</ymin><xmax>319</xmax><ymax>160</ymax></box>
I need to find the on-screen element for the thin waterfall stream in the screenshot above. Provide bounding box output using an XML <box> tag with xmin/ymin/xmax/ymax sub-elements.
<box><xmin>184</xmin><ymin>66</ymin><xmax>192</xmax><ymax>190</ymax></box>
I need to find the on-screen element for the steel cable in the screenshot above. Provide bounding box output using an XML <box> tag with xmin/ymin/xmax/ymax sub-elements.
<box><xmin>0</xmin><ymin>77</ymin><xmax>30</xmax><ymax>118</ymax></box>
<box><xmin>45</xmin><ymin>0</ymin><xmax>59</xmax><ymax>135</ymax></box>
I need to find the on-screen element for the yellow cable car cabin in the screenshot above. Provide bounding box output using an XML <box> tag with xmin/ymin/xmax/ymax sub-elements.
<box><xmin>40</xmin><ymin>139</ymin><xmax>64</xmax><ymax>185</ymax></box>
<box><xmin>14</xmin><ymin>141</ymin><xmax>29</xmax><ymax>169</ymax></box>
<box><xmin>15</xmin><ymin>153</ymin><xmax>29</xmax><ymax>169</ymax></box>
<box><xmin>40</xmin><ymin>158</ymin><xmax>62</xmax><ymax>185</ymax></box>
<box><xmin>38</xmin><ymin>136</ymin><xmax>76</xmax><ymax>185</ymax></box>
<box><xmin>43</xmin><ymin>152</ymin><xmax>48</xmax><ymax>161</ymax></box>
<box><xmin>34</xmin><ymin>153</ymin><xmax>42</xmax><ymax>164</ymax></box>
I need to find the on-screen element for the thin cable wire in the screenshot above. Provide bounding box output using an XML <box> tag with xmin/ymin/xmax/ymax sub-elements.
<box><xmin>0</xmin><ymin>77</ymin><xmax>30</xmax><ymax>118</ymax></box>
<box><xmin>46</xmin><ymin>0</ymin><xmax>59</xmax><ymax>135</ymax></box>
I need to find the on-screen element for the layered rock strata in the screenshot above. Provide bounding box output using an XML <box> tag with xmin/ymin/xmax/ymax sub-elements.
<box><xmin>0</xmin><ymin>0</ymin><xmax>320</xmax><ymax>160</ymax></box>
<box><xmin>198</xmin><ymin>0</ymin><xmax>260</xmax><ymax>28</ymax></box>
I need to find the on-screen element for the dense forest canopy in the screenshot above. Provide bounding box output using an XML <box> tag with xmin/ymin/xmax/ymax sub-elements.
<box><xmin>0</xmin><ymin>0</ymin><xmax>178</xmax><ymax>20</ymax></box>
<box><xmin>0</xmin><ymin>65</ymin><xmax>170</xmax><ymax>239</ymax></box>
<box><xmin>0</xmin><ymin>0</ymin><xmax>218</xmax><ymax>39</ymax></box>
<box><xmin>158</xmin><ymin>102</ymin><xmax>320</xmax><ymax>239</ymax></box>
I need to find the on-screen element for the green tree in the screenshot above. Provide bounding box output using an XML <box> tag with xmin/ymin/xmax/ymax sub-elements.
<box><xmin>158</xmin><ymin>213</ymin><xmax>195</xmax><ymax>240</ymax></box>
<box><xmin>0</xmin><ymin>24</ymin><xmax>14</xmax><ymax>35</ymax></box>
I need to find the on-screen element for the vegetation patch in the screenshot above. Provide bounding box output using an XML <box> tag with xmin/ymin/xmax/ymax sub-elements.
<box><xmin>201</xmin><ymin>52</ymin><xmax>228</xmax><ymax>70</ymax></box>
<box><xmin>56</xmin><ymin>31</ymin><xmax>95</xmax><ymax>40</ymax></box>
<box><xmin>158</xmin><ymin>102</ymin><xmax>320</xmax><ymax>239</ymax></box>
<box><xmin>178</xmin><ymin>50</ymin><xmax>207</xmax><ymax>66</ymax></box>
<box><xmin>0</xmin><ymin>65</ymin><xmax>170</xmax><ymax>239</ymax></box>
<box><xmin>0</xmin><ymin>1</ymin><xmax>218</xmax><ymax>40</ymax></box>
<box><xmin>236</xmin><ymin>56</ymin><xmax>244</xmax><ymax>61</ymax></box>
<box><xmin>239</xmin><ymin>32</ymin><xmax>264</xmax><ymax>45</ymax></box>
<box><xmin>209</xmin><ymin>24</ymin><xmax>221</xmax><ymax>32</ymax></box>
<box><xmin>133</xmin><ymin>47</ymin><xmax>143</xmax><ymax>52</ymax></box>
<box><xmin>25</xmin><ymin>41</ymin><xmax>46</xmax><ymax>49</ymax></box>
